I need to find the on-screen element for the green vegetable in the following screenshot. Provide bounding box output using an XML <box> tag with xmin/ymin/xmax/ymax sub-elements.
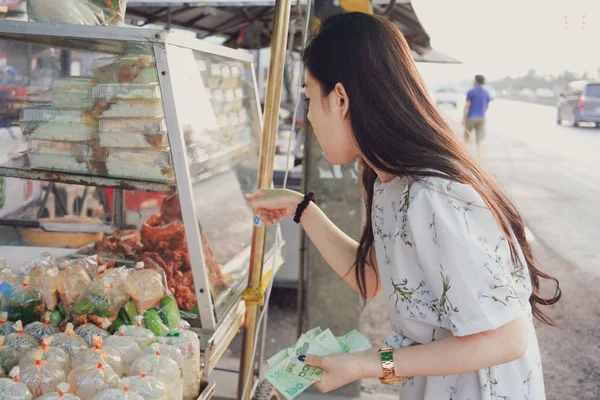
<box><xmin>123</xmin><ymin>301</ymin><xmax>137</xmax><ymax>325</ymax></box>
<box><xmin>57</xmin><ymin>303</ymin><xmax>66</xmax><ymax>318</ymax></box>
<box><xmin>143</xmin><ymin>309</ymin><xmax>168</xmax><ymax>337</ymax></box>
<box><xmin>49</xmin><ymin>311</ymin><xmax>62</xmax><ymax>327</ymax></box>
<box><xmin>118</xmin><ymin>308</ymin><xmax>130</xmax><ymax>326</ymax></box>
<box><xmin>73</xmin><ymin>293</ymin><xmax>111</xmax><ymax>318</ymax></box>
<box><xmin>159</xmin><ymin>296</ymin><xmax>181</xmax><ymax>330</ymax></box>
<box><xmin>110</xmin><ymin>317</ymin><xmax>126</xmax><ymax>334</ymax></box>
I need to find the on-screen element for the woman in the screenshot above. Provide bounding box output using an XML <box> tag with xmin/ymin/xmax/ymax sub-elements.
<box><xmin>246</xmin><ymin>13</ymin><xmax>561</xmax><ymax>400</ymax></box>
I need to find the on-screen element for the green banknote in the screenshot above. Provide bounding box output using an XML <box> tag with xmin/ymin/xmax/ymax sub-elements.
<box><xmin>267</xmin><ymin>346</ymin><xmax>292</xmax><ymax>368</ymax></box>
<box><xmin>338</xmin><ymin>329</ymin><xmax>372</xmax><ymax>353</ymax></box>
<box><xmin>266</xmin><ymin>358</ymin><xmax>315</xmax><ymax>400</ymax></box>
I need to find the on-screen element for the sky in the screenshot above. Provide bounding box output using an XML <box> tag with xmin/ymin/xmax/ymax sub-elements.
<box><xmin>413</xmin><ymin>0</ymin><xmax>600</xmax><ymax>86</ymax></box>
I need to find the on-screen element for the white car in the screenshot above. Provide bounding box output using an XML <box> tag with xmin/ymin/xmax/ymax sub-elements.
<box><xmin>433</xmin><ymin>87</ymin><xmax>460</xmax><ymax>108</ymax></box>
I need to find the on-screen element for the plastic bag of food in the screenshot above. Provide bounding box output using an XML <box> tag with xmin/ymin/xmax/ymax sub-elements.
<box><xmin>120</xmin><ymin>367</ymin><xmax>167</xmax><ymax>400</ymax></box>
<box><xmin>74</xmin><ymin>324</ymin><xmax>109</xmax><ymax>348</ymax></box>
<box><xmin>20</xmin><ymin>351</ymin><xmax>66</xmax><ymax>397</ymax></box>
<box><xmin>27</xmin><ymin>0</ymin><xmax>127</xmax><ymax>26</ymax></box>
<box><xmin>50</xmin><ymin>323</ymin><xmax>88</xmax><ymax>359</ymax></box>
<box><xmin>24</xmin><ymin>311</ymin><xmax>60</xmax><ymax>343</ymax></box>
<box><xmin>0</xmin><ymin>313</ymin><xmax>14</xmax><ymax>337</ymax></box>
<box><xmin>0</xmin><ymin>259</ymin><xmax>23</xmax><ymax>313</ymax></box>
<box><xmin>21</xmin><ymin>253</ymin><xmax>60</xmax><ymax>311</ymax></box>
<box><xmin>67</xmin><ymin>359</ymin><xmax>119</xmax><ymax>400</ymax></box>
<box><xmin>93</xmin><ymin>267</ymin><xmax>130</xmax><ymax>296</ymax></box>
<box><xmin>0</xmin><ymin>367</ymin><xmax>33</xmax><ymax>399</ymax></box>
<box><xmin>5</xmin><ymin>321</ymin><xmax>38</xmax><ymax>352</ymax></box>
<box><xmin>56</xmin><ymin>260</ymin><xmax>93</xmax><ymax>313</ymax></box>
<box><xmin>141</xmin><ymin>338</ymin><xmax>183</xmax><ymax>375</ymax></box>
<box><xmin>163</xmin><ymin>324</ymin><xmax>201</xmax><ymax>399</ymax></box>
<box><xmin>103</xmin><ymin>326</ymin><xmax>140</xmax><ymax>375</ymax></box>
<box><xmin>121</xmin><ymin>316</ymin><xmax>155</xmax><ymax>349</ymax></box>
<box><xmin>73</xmin><ymin>276</ymin><xmax>129</xmax><ymax>328</ymax></box>
<box><xmin>20</xmin><ymin>337</ymin><xmax>71</xmax><ymax>374</ymax></box>
<box><xmin>5</xmin><ymin>277</ymin><xmax>43</xmax><ymax>324</ymax></box>
<box><xmin>38</xmin><ymin>383</ymin><xmax>81</xmax><ymax>399</ymax></box>
<box><xmin>72</xmin><ymin>336</ymin><xmax>122</xmax><ymax>377</ymax></box>
<box><xmin>92</xmin><ymin>385</ymin><xmax>143</xmax><ymax>400</ymax></box>
<box><xmin>128</xmin><ymin>262</ymin><xmax>168</xmax><ymax>315</ymax></box>
<box><xmin>130</xmin><ymin>343</ymin><xmax>182</xmax><ymax>400</ymax></box>
<box><xmin>0</xmin><ymin>336</ymin><xmax>18</xmax><ymax>374</ymax></box>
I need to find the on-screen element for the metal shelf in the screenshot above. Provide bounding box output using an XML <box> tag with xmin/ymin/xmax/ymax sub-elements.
<box><xmin>0</xmin><ymin>155</ymin><xmax>176</xmax><ymax>193</ymax></box>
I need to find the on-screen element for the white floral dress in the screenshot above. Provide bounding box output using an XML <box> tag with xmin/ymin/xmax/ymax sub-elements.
<box><xmin>372</xmin><ymin>175</ymin><xmax>545</xmax><ymax>400</ymax></box>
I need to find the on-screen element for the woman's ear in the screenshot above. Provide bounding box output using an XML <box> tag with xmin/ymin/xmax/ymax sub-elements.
<box><xmin>334</xmin><ymin>82</ymin><xmax>350</xmax><ymax>119</ymax></box>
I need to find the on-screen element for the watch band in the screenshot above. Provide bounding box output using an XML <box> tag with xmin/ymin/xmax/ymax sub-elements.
<box><xmin>378</xmin><ymin>348</ymin><xmax>404</xmax><ymax>385</ymax></box>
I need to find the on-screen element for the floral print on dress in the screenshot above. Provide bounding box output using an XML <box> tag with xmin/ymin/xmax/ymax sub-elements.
<box><xmin>372</xmin><ymin>175</ymin><xmax>546</xmax><ymax>400</ymax></box>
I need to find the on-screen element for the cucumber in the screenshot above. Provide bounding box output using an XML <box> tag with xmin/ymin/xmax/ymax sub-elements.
<box><xmin>112</xmin><ymin>317</ymin><xmax>125</xmax><ymax>334</ymax></box>
<box><xmin>49</xmin><ymin>311</ymin><xmax>62</xmax><ymax>327</ymax></box>
<box><xmin>143</xmin><ymin>309</ymin><xmax>168</xmax><ymax>337</ymax></box>
<box><xmin>57</xmin><ymin>303</ymin><xmax>67</xmax><ymax>318</ymax></box>
<box><xmin>118</xmin><ymin>308</ymin><xmax>130</xmax><ymax>326</ymax></box>
<box><xmin>159</xmin><ymin>296</ymin><xmax>181</xmax><ymax>330</ymax></box>
<box><xmin>123</xmin><ymin>300</ymin><xmax>137</xmax><ymax>325</ymax></box>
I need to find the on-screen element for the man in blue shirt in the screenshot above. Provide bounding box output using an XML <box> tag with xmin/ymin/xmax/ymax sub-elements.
<box><xmin>463</xmin><ymin>74</ymin><xmax>491</xmax><ymax>159</ymax></box>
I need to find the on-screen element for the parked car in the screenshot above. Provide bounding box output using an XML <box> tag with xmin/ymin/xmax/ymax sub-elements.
<box><xmin>433</xmin><ymin>86</ymin><xmax>460</xmax><ymax>108</ymax></box>
<box><xmin>557</xmin><ymin>80</ymin><xmax>600</xmax><ymax>127</ymax></box>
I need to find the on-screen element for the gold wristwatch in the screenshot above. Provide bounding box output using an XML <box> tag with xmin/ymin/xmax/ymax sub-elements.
<box><xmin>378</xmin><ymin>347</ymin><xmax>404</xmax><ymax>385</ymax></box>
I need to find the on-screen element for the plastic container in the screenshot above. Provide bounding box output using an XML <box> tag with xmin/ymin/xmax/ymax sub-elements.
<box><xmin>67</xmin><ymin>361</ymin><xmax>119</xmax><ymax>400</ymax></box>
<box><xmin>98</xmin><ymin>118</ymin><xmax>169</xmax><ymax>148</ymax></box>
<box><xmin>20</xmin><ymin>107</ymin><xmax>97</xmax><ymax>142</ymax></box>
<box><xmin>103</xmin><ymin>148</ymin><xmax>174</xmax><ymax>182</ymax></box>
<box><xmin>103</xmin><ymin>326</ymin><xmax>140</xmax><ymax>375</ymax></box>
<box><xmin>20</xmin><ymin>351</ymin><xmax>66</xmax><ymax>397</ymax></box>
<box><xmin>92</xmin><ymin>84</ymin><xmax>163</xmax><ymax>118</ymax></box>
<box><xmin>0</xmin><ymin>367</ymin><xmax>33</xmax><ymax>400</ymax></box>
<box><xmin>93</xmin><ymin>56</ymin><xmax>158</xmax><ymax>84</ymax></box>
<box><xmin>20</xmin><ymin>337</ymin><xmax>71</xmax><ymax>374</ymax></box>
<box><xmin>72</xmin><ymin>336</ymin><xmax>122</xmax><ymax>377</ymax></box>
<box><xmin>120</xmin><ymin>370</ymin><xmax>167</xmax><ymax>400</ymax></box>
<box><xmin>51</xmin><ymin>78</ymin><xmax>94</xmax><ymax>109</ymax></box>
<box><xmin>27</xmin><ymin>141</ymin><xmax>92</xmax><ymax>174</ymax></box>
<box><xmin>37</xmin><ymin>383</ymin><xmax>81</xmax><ymax>399</ymax></box>
<box><xmin>49</xmin><ymin>323</ymin><xmax>89</xmax><ymax>359</ymax></box>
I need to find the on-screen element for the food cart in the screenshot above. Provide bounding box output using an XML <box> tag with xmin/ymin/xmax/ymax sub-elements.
<box><xmin>0</xmin><ymin>1</ymin><xmax>291</xmax><ymax>396</ymax></box>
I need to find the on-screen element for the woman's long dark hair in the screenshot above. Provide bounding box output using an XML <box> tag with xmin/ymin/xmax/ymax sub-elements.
<box><xmin>302</xmin><ymin>13</ymin><xmax>561</xmax><ymax>325</ymax></box>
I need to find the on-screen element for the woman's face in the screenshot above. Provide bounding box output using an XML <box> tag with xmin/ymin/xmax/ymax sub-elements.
<box><xmin>304</xmin><ymin>71</ymin><xmax>360</xmax><ymax>165</ymax></box>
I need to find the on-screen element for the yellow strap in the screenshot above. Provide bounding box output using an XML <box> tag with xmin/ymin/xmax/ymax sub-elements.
<box><xmin>241</xmin><ymin>270</ymin><xmax>274</xmax><ymax>306</ymax></box>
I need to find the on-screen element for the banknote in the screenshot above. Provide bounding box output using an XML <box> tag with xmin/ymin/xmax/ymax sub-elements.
<box><xmin>266</xmin><ymin>358</ymin><xmax>315</xmax><ymax>400</ymax></box>
<box><xmin>267</xmin><ymin>346</ymin><xmax>292</xmax><ymax>368</ymax></box>
<box><xmin>338</xmin><ymin>329</ymin><xmax>372</xmax><ymax>353</ymax></box>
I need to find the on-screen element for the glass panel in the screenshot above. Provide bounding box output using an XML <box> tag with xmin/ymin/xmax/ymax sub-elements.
<box><xmin>166</xmin><ymin>45</ymin><xmax>275</xmax><ymax>322</ymax></box>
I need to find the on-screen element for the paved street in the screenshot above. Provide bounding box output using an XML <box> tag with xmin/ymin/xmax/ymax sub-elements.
<box><xmin>214</xmin><ymin>99</ymin><xmax>600</xmax><ymax>399</ymax></box>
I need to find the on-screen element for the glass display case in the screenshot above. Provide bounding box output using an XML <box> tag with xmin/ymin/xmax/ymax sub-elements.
<box><xmin>0</xmin><ymin>21</ymin><xmax>282</xmax><ymax>364</ymax></box>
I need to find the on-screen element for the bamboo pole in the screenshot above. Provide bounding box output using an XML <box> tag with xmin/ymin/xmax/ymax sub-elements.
<box><xmin>237</xmin><ymin>0</ymin><xmax>292</xmax><ymax>397</ymax></box>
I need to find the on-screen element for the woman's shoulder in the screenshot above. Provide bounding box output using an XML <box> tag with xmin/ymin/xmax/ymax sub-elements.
<box><xmin>407</xmin><ymin>175</ymin><xmax>488</xmax><ymax>210</ymax></box>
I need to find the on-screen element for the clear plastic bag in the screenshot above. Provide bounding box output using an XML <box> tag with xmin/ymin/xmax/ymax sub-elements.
<box><xmin>5</xmin><ymin>277</ymin><xmax>43</xmax><ymax>325</ymax></box>
<box><xmin>0</xmin><ymin>367</ymin><xmax>33</xmax><ymax>400</ymax></box>
<box><xmin>5</xmin><ymin>321</ymin><xmax>38</xmax><ymax>352</ymax></box>
<box><xmin>24</xmin><ymin>311</ymin><xmax>60</xmax><ymax>343</ymax></box>
<box><xmin>27</xmin><ymin>0</ymin><xmax>127</xmax><ymax>26</ymax></box>
<box><xmin>128</xmin><ymin>262</ymin><xmax>168</xmax><ymax>316</ymax></box>
<box><xmin>121</xmin><ymin>316</ymin><xmax>155</xmax><ymax>349</ymax></box>
<box><xmin>50</xmin><ymin>323</ymin><xmax>89</xmax><ymax>359</ymax></box>
<box><xmin>22</xmin><ymin>253</ymin><xmax>60</xmax><ymax>311</ymax></box>
<box><xmin>72</xmin><ymin>336</ymin><xmax>122</xmax><ymax>377</ymax></box>
<box><xmin>37</xmin><ymin>383</ymin><xmax>81</xmax><ymax>399</ymax></box>
<box><xmin>93</xmin><ymin>267</ymin><xmax>130</xmax><ymax>296</ymax></box>
<box><xmin>92</xmin><ymin>385</ymin><xmax>143</xmax><ymax>400</ymax></box>
<box><xmin>20</xmin><ymin>337</ymin><xmax>71</xmax><ymax>374</ymax></box>
<box><xmin>56</xmin><ymin>260</ymin><xmax>93</xmax><ymax>313</ymax></box>
<box><xmin>20</xmin><ymin>351</ymin><xmax>66</xmax><ymax>397</ymax></box>
<box><xmin>67</xmin><ymin>360</ymin><xmax>120</xmax><ymax>400</ymax></box>
<box><xmin>0</xmin><ymin>312</ymin><xmax>15</xmax><ymax>336</ymax></box>
<box><xmin>130</xmin><ymin>343</ymin><xmax>182</xmax><ymax>400</ymax></box>
<box><xmin>73</xmin><ymin>276</ymin><xmax>129</xmax><ymax>328</ymax></box>
<box><xmin>0</xmin><ymin>336</ymin><xmax>19</xmax><ymax>374</ymax></box>
<box><xmin>163</xmin><ymin>325</ymin><xmax>201</xmax><ymax>399</ymax></box>
<box><xmin>141</xmin><ymin>338</ymin><xmax>183</xmax><ymax>375</ymax></box>
<box><xmin>103</xmin><ymin>326</ymin><xmax>140</xmax><ymax>376</ymax></box>
<box><xmin>120</xmin><ymin>368</ymin><xmax>167</xmax><ymax>400</ymax></box>
<box><xmin>74</xmin><ymin>325</ymin><xmax>109</xmax><ymax>348</ymax></box>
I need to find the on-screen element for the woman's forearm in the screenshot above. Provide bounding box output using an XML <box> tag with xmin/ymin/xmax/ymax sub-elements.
<box><xmin>360</xmin><ymin>316</ymin><xmax>529</xmax><ymax>379</ymax></box>
<box><xmin>300</xmin><ymin>202</ymin><xmax>381</xmax><ymax>299</ymax></box>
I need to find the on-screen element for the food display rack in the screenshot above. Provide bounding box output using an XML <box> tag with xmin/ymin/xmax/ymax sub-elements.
<box><xmin>0</xmin><ymin>17</ymin><xmax>289</xmax><ymax>399</ymax></box>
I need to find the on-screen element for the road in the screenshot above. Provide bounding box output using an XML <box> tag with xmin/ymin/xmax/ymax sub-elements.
<box><xmin>443</xmin><ymin>99</ymin><xmax>600</xmax><ymax>399</ymax></box>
